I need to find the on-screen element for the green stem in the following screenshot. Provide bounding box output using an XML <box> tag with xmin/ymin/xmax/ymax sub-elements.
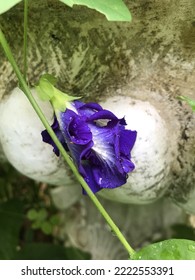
<box><xmin>23</xmin><ymin>0</ymin><xmax>28</xmax><ymax>82</ymax></box>
<box><xmin>0</xmin><ymin>29</ymin><xmax>135</xmax><ymax>258</ymax></box>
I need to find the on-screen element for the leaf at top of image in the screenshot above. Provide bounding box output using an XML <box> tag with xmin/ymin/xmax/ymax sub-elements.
<box><xmin>0</xmin><ymin>0</ymin><xmax>22</xmax><ymax>15</ymax></box>
<box><xmin>59</xmin><ymin>0</ymin><xmax>132</xmax><ymax>21</ymax></box>
<box><xmin>0</xmin><ymin>0</ymin><xmax>132</xmax><ymax>22</ymax></box>
<box><xmin>132</xmin><ymin>239</ymin><xmax>195</xmax><ymax>260</ymax></box>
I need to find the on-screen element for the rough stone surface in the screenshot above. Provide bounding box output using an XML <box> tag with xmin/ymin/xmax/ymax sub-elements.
<box><xmin>60</xmin><ymin>197</ymin><xmax>185</xmax><ymax>259</ymax></box>
<box><xmin>0</xmin><ymin>0</ymin><xmax>194</xmax><ymax>258</ymax></box>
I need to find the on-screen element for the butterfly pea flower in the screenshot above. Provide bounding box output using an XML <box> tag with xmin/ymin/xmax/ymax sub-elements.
<box><xmin>37</xmin><ymin>75</ymin><xmax>137</xmax><ymax>193</ymax></box>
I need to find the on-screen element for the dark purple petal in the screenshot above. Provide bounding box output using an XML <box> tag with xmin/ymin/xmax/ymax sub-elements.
<box><xmin>41</xmin><ymin>99</ymin><xmax>137</xmax><ymax>194</ymax></box>
<box><xmin>119</xmin><ymin>117</ymin><xmax>127</xmax><ymax>126</ymax></box>
<box><xmin>81</xmin><ymin>150</ymin><xmax>133</xmax><ymax>193</ymax></box>
<box><xmin>119</xmin><ymin>129</ymin><xmax>137</xmax><ymax>157</ymax></box>
<box><xmin>88</xmin><ymin>109</ymin><xmax>119</xmax><ymax>123</ymax></box>
<box><xmin>73</xmin><ymin>101</ymin><xmax>103</xmax><ymax>118</ymax></box>
<box><xmin>60</xmin><ymin>109</ymin><xmax>92</xmax><ymax>145</ymax></box>
<box><xmin>41</xmin><ymin>117</ymin><xmax>68</xmax><ymax>156</ymax></box>
<box><xmin>60</xmin><ymin>105</ymin><xmax>137</xmax><ymax>193</ymax></box>
<box><xmin>73</xmin><ymin>100</ymin><xmax>85</xmax><ymax>109</ymax></box>
<box><xmin>120</xmin><ymin>158</ymin><xmax>135</xmax><ymax>173</ymax></box>
<box><xmin>80</xmin><ymin>163</ymin><xmax>102</xmax><ymax>194</ymax></box>
<box><xmin>74</xmin><ymin>100</ymin><xmax>102</xmax><ymax>112</ymax></box>
<box><xmin>86</xmin><ymin>121</ymin><xmax>135</xmax><ymax>189</ymax></box>
<box><xmin>59</xmin><ymin>109</ymin><xmax>94</xmax><ymax>177</ymax></box>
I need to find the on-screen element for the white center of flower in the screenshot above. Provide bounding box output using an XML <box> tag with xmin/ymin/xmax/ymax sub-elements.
<box><xmin>90</xmin><ymin>125</ymin><xmax>114</xmax><ymax>164</ymax></box>
<box><xmin>92</xmin><ymin>140</ymin><xmax>111</xmax><ymax>161</ymax></box>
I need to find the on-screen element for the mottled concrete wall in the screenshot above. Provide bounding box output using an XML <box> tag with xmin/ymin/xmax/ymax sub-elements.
<box><xmin>0</xmin><ymin>0</ymin><xmax>194</xmax><ymax>259</ymax></box>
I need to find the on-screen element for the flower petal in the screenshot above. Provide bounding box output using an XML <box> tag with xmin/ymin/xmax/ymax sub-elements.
<box><xmin>83</xmin><ymin>121</ymin><xmax>136</xmax><ymax>190</ymax></box>
<box><xmin>73</xmin><ymin>101</ymin><xmax>103</xmax><ymax>118</ymax></box>
<box><xmin>60</xmin><ymin>109</ymin><xmax>92</xmax><ymax>145</ymax></box>
<box><xmin>41</xmin><ymin>117</ymin><xmax>67</xmax><ymax>156</ymax></box>
<box><xmin>88</xmin><ymin>109</ymin><xmax>119</xmax><ymax>123</ymax></box>
<box><xmin>59</xmin><ymin>109</ymin><xmax>94</xmax><ymax>176</ymax></box>
<box><xmin>120</xmin><ymin>129</ymin><xmax>137</xmax><ymax>157</ymax></box>
<box><xmin>41</xmin><ymin>99</ymin><xmax>137</xmax><ymax>194</ymax></box>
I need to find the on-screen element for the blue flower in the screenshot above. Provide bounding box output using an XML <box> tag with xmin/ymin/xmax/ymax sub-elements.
<box><xmin>42</xmin><ymin>100</ymin><xmax>137</xmax><ymax>193</ymax></box>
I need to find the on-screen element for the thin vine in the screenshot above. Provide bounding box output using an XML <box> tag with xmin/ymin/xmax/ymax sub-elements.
<box><xmin>23</xmin><ymin>0</ymin><xmax>28</xmax><ymax>82</ymax></box>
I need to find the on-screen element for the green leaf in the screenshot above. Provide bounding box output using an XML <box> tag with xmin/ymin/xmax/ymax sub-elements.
<box><xmin>132</xmin><ymin>239</ymin><xmax>195</xmax><ymax>260</ymax></box>
<box><xmin>0</xmin><ymin>0</ymin><xmax>22</xmax><ymax>15</ymax></box>
<box><xmin>41</xmin><ymin>73</ymin><xmax>57</xmax><ymax>86</ymax></box>
<box><xmin>41</xmin><ymin>221</ymin><xmax>53</xmax><ymax>235</ymax></box>
<box><xmin>0</xmin><ymin>0</ymin><xmax>132</xmax><ymax>22</ymax></box>
<box><xmin>31</xmin><ymin>220</ymin><xmax>42</xmax><ymax>229</ymax></box>
<box><xmin>49</xmin><ymin>214</ymin><xmax>60</xmax><ymax>225</ymax></box>
<box><xmin>14</xmin><ymin>243</ymin><xmax>91</xmax><ymax>260</ymax></box>
<box><xmin>27</xmin><ymin>209</ymin><xmax>38</xmax><ymax>221</ymax></box>
<box><xmin>178</xmin><ymin>96</ymin><xmax>195</xmax><ymax>111</ymax></box>
<box><xmin>35</xmin><ymin>74</ymin><xmax>57</xmax><ymax>101</ymax></box>
<box><xmin>27</xmin><ymin>208</ymin><xmax>47</xmax><ymax>222</ymax></box>
<box><xmin>36</xmin><ymin>208</ymin><xmax>48</xmax><ymax>221</ymax></box>
<box><xmin>0</xmin><ymin>200</ymin><xmax>24</xmax><ymax>259</ymax></box>
<box><xmin>36</xmin><ymin>76</ymin><xmax>55</xmax><ymax>101</ymax></box>
<box><xmin>36</xmin><ymin>74</ymin><xmax>80</xmax><ymax>111</ymax></box>
<box><xmin>59</xmin><ymin>0</ymin><xmax>132</xmax><ymax>21</ymax></box>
